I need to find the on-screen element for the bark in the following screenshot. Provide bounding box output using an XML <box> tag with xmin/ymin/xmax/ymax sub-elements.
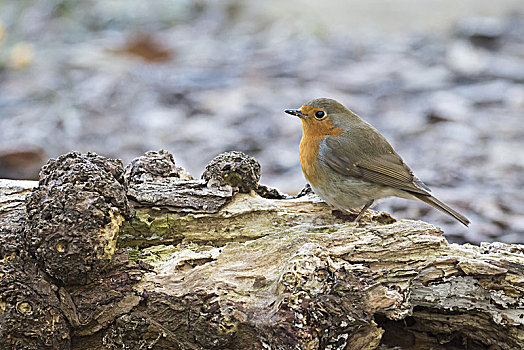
<box><xmin>0</xmin><ymin>150</ymin><xmax>523</xmax><ymax>350</ymax></box>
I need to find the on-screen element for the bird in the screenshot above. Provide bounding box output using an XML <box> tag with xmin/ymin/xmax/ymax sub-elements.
<box><xmin>285</xmin><ymin>98</ymin><xmax>470</xmax><ymax>226</ymax></box>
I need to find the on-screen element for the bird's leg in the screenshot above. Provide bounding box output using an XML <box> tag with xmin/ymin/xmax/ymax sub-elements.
<box><xmin>353</xmin><ymin>200</ymin><xmax>374</xmax><ymax>222</ymax></box>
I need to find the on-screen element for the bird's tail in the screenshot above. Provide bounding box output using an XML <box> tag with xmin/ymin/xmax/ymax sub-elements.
<box><xmin>412</xmin><ymin>193</ymin><xmax>470</xmax><ymax>227</ymax></box>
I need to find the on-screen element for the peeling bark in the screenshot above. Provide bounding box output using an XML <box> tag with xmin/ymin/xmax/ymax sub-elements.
<box><xmin>0</xmin><ymin>150</ymin><xmax>523</xmax><ymax>350</ymax></box>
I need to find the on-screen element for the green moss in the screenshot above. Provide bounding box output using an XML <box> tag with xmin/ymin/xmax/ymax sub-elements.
<box><xmin>119</xmin><ymin>207</ymin><xmax>292</xmax><ymax>248</ymax></box>
<box><xmin>223</xmin><ymin>172</ymin><xmax>242</xmax><ymax>187</ymax></box>
<box><xmin>119</xmin><ymin>209</ymin><xmax>186</xmax><ymax>247</ymax></box>
<box><xmin>307</xmin><ymin>225</ymin><xmax>347</xmax><ymax>234</ymax></box>
<box><xmin>127</xmin><ymin>245</ymin><xmax>180</xmax><ymax>263</ymax></box>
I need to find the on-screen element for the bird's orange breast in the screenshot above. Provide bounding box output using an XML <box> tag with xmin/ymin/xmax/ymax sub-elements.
<box><xmin>298</xmin><ymin>113</ymin><xmax>343</xmax><ymax>187</ymax></box>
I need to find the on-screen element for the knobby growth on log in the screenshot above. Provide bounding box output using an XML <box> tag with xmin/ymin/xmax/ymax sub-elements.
<box><xmin>0</xmin><ymin>150</ymin><xmax>523</xmax><ymax>350</ymax></box>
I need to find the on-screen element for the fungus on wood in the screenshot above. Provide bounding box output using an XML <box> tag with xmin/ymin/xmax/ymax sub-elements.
<box><xmin>0</xmin><ymin>150</ymin><xmax>523</xmax><ymax>350</ymax></box>
<box><xmin>25</xmin><ymin>152</ymin><xmax>130</xmax><ymax>285</ymax></box>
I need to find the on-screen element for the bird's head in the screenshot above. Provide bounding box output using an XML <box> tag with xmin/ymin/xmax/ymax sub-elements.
<box><xmin>285</xmin><ymin>98</ymin><xmax>358</xmax><ymax>137</ymax></box>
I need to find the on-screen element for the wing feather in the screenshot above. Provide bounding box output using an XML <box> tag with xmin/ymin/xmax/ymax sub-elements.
<box><xmin>321</xmin><ymin>127</ymin><xmax>430</xmax><ymax>195</ymax></box>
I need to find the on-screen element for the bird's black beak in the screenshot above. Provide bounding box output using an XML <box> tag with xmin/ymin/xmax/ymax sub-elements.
<box><xmin>285</xmin><ymin>109</ymin><xmax>306</xmax><ymax>118</ymax></box>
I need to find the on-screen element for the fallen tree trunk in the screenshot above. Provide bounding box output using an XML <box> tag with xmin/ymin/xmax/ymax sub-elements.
<box><xmin>0</xmin><ymin>150</ymin><xmax>523</xmax><ymax>350</ymax></box>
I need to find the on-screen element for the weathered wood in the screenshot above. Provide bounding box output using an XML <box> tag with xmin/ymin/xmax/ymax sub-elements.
<box><xmin>0</xmin><ymin>151</ymin><xmax>523</xmax><ymax>350</ymax></box>
<box><xmin>126</xmin><ymin>196</ymin><xmax>524</xmax><ymax>349</ymax></box>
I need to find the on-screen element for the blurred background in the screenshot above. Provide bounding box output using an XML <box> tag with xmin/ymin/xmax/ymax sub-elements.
<box><xmin>1</xmin><ymin>0</ymin><xmax>523</xmax><ymax>244</ymax></box>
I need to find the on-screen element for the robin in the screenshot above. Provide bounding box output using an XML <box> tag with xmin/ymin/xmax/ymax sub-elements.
<box><xmin>285</xmin><ymin>98</ymin><xmax>470</xmax><ymax>226</ymax></box>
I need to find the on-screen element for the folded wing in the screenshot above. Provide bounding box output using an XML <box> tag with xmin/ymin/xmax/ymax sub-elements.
<box><xmin>321</xmin><ymin>127</ymin><xmax>431</xmax><ymax>195</ymax></box>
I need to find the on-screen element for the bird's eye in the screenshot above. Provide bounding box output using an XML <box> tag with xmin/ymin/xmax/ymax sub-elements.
<box><xmin>314</xmin><ymin>111</ymin><xmax>325</xmax><ymax>119</ymax></box>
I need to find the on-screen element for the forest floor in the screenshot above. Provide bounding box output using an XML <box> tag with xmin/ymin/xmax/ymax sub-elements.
<box><xmin>1</xmin><ymin>1</ymin><xmax>524</xmax><ymax>243</ymax></box>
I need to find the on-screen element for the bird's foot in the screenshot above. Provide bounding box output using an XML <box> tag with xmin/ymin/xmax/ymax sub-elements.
<box><xmin>352</xmin><ymin>200</ymin><xmax>374</xmax><ymax>223</ymax></box>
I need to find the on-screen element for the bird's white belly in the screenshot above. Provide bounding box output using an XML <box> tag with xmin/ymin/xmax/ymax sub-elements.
<box><xmin>310</xmin><ymin>175</ymin><xmax>403</xmax><ymax>211</ymax></box>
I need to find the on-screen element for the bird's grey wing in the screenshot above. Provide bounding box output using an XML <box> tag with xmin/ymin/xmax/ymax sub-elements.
<box><xmin>321</xmin><ymin>129</ymin><xmax>431</xmax><ymax>195</ymax></box>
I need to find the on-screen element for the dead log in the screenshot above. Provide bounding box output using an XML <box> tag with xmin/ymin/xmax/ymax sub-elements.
<box><xmin>0</xmin><ymin>150</ymin><xmax>523</xmax><ymax>350</ymax></box>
